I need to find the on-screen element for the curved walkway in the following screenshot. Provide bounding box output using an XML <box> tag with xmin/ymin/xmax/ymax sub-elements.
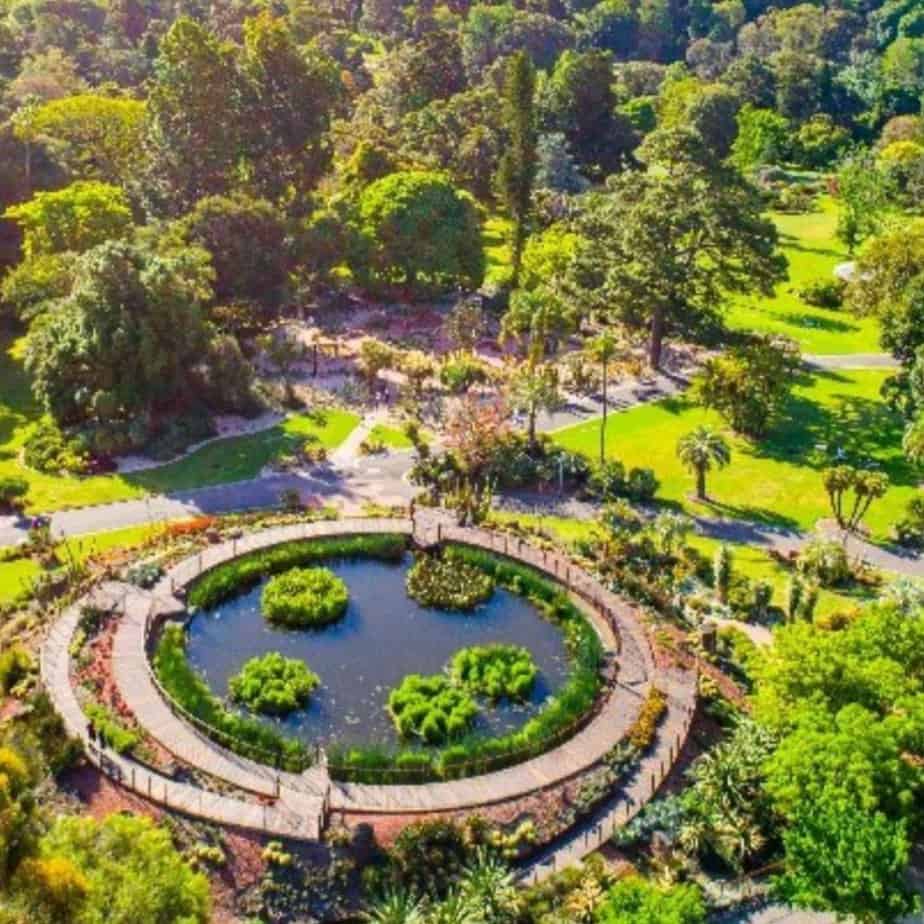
<box><xmin>43</xmin><ymin>515</ymin><xmax>697</xmax><ymax>854</ymax></box>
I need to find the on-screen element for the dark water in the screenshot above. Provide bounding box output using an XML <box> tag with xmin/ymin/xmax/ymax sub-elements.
<box><xmin>184</xmin><ymin>555</ymin><xmax>571</xmax><ymax>748</ymax></box>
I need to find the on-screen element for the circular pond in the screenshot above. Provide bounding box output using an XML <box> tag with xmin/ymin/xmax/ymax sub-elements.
<box><xmin>184</xmin><ymin>554</ymin><xmax>572</xmax><ymax>749</ymax></box>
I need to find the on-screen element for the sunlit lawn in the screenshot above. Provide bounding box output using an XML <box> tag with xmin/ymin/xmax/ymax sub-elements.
<box><xmin>0</xmin><ymin>330</ymin><xmax>358</xmax><ymax>513</ymax></box>
<box><xmin>367</xmin><ymin>423</ymin><xmax>415</xmax><ymax>449</ymax></box>
<box><xmin>482</xmin><ymin>214</ymin><xmax>513</xmax><ymax>289</ymax></box>
<box><xmin>724</xmin><ymin>197</ymin><xmax>880</xmax><ymax>354</ymax></box>
<box><xmin>553</xmin><ymin>367</ymin><xmax>918</xmax><ymax>542</ymax></box>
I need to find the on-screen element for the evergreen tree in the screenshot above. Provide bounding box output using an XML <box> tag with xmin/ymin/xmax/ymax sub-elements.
<box><xmin>495</xmin><ymin>51</ymin><xmax>537</xmax><ymax>288</ymax></box>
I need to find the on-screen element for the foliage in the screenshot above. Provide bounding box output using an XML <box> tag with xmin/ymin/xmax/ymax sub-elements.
<box><xmin>187</xmin><ymin>534</ymin><xmax>406</xmax><ymax>609</ymax></box>
<box><xmin>25</xmin><ymin>240</ymin><xmax>212</xmax><ymax>454</ymax></box>
<box><xmin>176</xmin><ymin>193</ymin><xmax>290</xmax><ymax>308</ymax></box>
<box><xmin>676</xmin><ymin>426</ymin><xmax>731</xmax><ymax>500</ymax></box>
<box><xmin>773</xmin><ymin>800</ymin><xmax>918</xmax><ymax>924</ymax></box>
<box><xmin>406</xmin><ymin>554</ymin><xmax>494</xmax><ymax>611</ymax></box>
<box><xmin>439</xmin><ymin>355</ymin><xmax>489</xmax><ymax>394</ymax></box>
<box><xmin>153</xmin><ymin>624</ymin><xmax>309</xmax><ymax>770</ymax></box>
<box><xmin>261</xmin><ymin>566</ymin><xmax>349</xmax><ymax>628</ymax></box>
<box><xmin>695</xmin><ymin>335</ymin><xmax>801</xmax><ymax>438</ymax></box>
<box><xmin>353</xmin><ymin>171</ymin><xmax>484</xmax><ymax>297</ymax></box>
<box><xmin>36</xmin><ymin>813</ymin><xmax>210</xmax><ymax>924</ymax></box>
<box><xmin>495</xmin><ymin>51</ymin><xmax>537</xmax><ymax>285</ymax></box>
<box><xmin>82</xmin><ymin>702</ymin><xmax>140</xmax><ymax>755</ymax></box>
<box><xmin>0</xmin><ymin>477</ymin><xmax>28</xmax><ymax>510</ymax></box>
<box><xmin>0</xmin><ymin>646</ymin><xmax>33</xmax><ymax>695</ymax></box>
<box><xmin>895</xmin><ymin>491</ymin><xmax>924</xmax><ymax>547</ymax></box>
<box><xmin>836</xmin><ymin>150</ymin><xmax>895</xmax><ymax>254</ymax></box>
<box><xmin>4</xmin><ymin>182</ymin><xmax>133</xmax><ymax>259</ymax></box>
<box><xmin>798</xmin><ymin>278</ymin><xmax>845</xmax><ymax>310</ymax></box>
<box><xmin>229</xmin><ymin>652</ymin><xmax>319</xmax><ymax>716</ymax></box>
<box><xmin>570</xmin><ymin>126</ymin><xmax>786</xmax><ymax>368</ymax></box>
<box><xmin>796</xmin><ymin>538</ymin><xmax>851</xmax><ymax>587</ymax></box>
<box><xmin>387</xmin><ymin>674</ymin><xmax>479</xmax><ymax>744</ymax></box>
<box><xmin>822</xmin><ymin>465</ymin><xmax>890</xmax><ymax>532</ymax></box>
<box><xmin>449</xmin><ymin>644</ymin><xmax>537</xmax><ymax>701</ymax></box>
<box><xmin>596</xmin><ymin>877</ymin><xmax>706</xmax><ymax>924</ymax></box>
<box><xmin>627</xmin><ymin>686</ymin><xmax>667</xmax><ymax>751</ymax></box>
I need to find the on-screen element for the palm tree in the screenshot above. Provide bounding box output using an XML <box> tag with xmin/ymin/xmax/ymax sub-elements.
<box><xmin>586</xmin><ymin>332</ymin><xmax>621</xmax><ymax>466</ymax></box>
<box><xmin>676</xmin><ymin>426</ymin><xmax>730</xmax><ymax>501</ymax></box>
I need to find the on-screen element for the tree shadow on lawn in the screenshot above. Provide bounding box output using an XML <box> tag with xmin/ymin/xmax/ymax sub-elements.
<box><xmin>770</xmin><ymin>310</ymin><xmax>858</xmax><ymax>334</ymax></box>
<box><xmin>749</xmin><ymin>370</ymin><xmax>921</xmax><ymax>489</ymax></box>
<box><xmin>690</xmin><ymin>496</ymin><xmax>800</xmax><ymax>531</ymax></box>
<box><xmin>777</xmin><ymin>235</ymin><xmax>844</xmax><ymax>262</ymax></box>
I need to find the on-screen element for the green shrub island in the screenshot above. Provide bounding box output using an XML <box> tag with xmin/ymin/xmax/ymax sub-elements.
<box><xmin>450</xmin><ymin>644</ymin><xmax>538</xmax><ymax>701</ymax></box>
<box><xmin>405</xmin><ymin>553</ymin><xmax>494</xmax><ymax>610</ymax></box>
<box><xmin>229</xmin><ymin>652</ymin><xmax>320</xmax><ymax>716</ymax></box>
<box><xmin>329</xmin><ymin>545</ymin><xmax>604</xmax><ymax>782</ymax></box>
<box><xmin>387</xmin><ymin>674</ymin><xmax>479</xmax><ymax>744</ymax></box>
<box><xmin>187</xmin><ymin>533</ymin><xmax>406</xmax><ymax>609</ymax></box>
<box><xmin>262</xmin><ymin>566</ymin><xmax>349</xmax><ymax>628</ymax></box>
<box><xmin>153</xmin><ymin>624</ymin><xmax>309</xmax><ymax>770</ymax></box>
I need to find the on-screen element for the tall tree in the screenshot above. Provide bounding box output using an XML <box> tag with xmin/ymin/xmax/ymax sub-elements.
<box><xmin>586</xmin><ymin>332</ymin><xmax>621</xmax><ymax>465</ymax></box>
<box><xmin>495</xmin><ymin>51</ymin><xmax>537</xmax><ymax>288</ymax></box>
<box><xmin>239</xmin><ymin>13</ymin><xmax>341</xmax><ymax>206</ymax></box>
<box><xmin>143</xmin><ymin>18</ymin><xmax>242</xmax><ymax>215</ymax></box>
<box><xmin>570</xmin><ymin>128</ymin><xmax>786</xmax><ymax>368</ymax></box>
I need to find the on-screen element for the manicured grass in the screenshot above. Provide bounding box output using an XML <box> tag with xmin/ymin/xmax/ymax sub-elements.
<box><xmin>0</xmin><ymin>329</ymin><xmax>358</xmax><ymax>512</ymax></box>
<box><xmin>367</xmin><ymin>423</ymin><xmax>414</xmax><ymax>449</ymax></box>
<box><xmin>724</xmin><ymin>198</ymin><xmax>880</xmax><ymax>355</ymax></box>
<box><xmin>482</xmin><ymin>214</ymin><xmax>513</xmax><ymax>289</ymax></box>
<box><xmin>0</xmin><ymin>556</ymin><xmax>41</xmax><ymax>604</ymax></box>
<box><xmin>553</xmin><ymin>367</ymin><xmax>920</xmax><ymax>543</ymax></box>
<box><xmin>129</xmin><ymin>409</ymin><xmax>359</xmax><ymax>495</ymax></box>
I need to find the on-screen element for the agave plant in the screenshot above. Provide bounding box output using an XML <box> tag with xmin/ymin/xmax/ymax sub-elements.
<box><xmin>362</xmin><ymin>887</ymin><xmax>426</xmax><ymax>924</ymax></box>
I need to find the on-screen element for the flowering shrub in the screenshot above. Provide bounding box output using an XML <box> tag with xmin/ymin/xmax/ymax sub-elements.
<box><xmin>450</xmin><ymin>644</ymin><xmax>537</xmax><ymax>701</ymax></box>
<box><xmin>627</xmin><ymin>687</ymin><xmax>667</xmax><ymax>751</ymax></box>
<box><xmin>405</xmin><ymin>554</ymin><xmax>494</xmax><ymax>610</ymax></box>
<box><xmin>229</xmin><ymin>652</ymin><xmax>319</xmax><ymax>715</ymax></box>
<box><xmin>261</xmin><ymin>567</ymin><xmax>349</xmax><ymax>628</ymax></box>
<box><xmin>387</xmin><ymin>674</ymin><xmax>479</xmax><ymax>744</ymax></box>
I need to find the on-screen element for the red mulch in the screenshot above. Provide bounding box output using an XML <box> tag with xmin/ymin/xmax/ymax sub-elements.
<box><xmin>209</xmin><ymin>828</ymin><xmax>267</xmax><ymax>924</ymax></box>
<box><xmin>60</xmin><ymin>762</ymin><xmax>164</xmax><ymax>824</ymax></box>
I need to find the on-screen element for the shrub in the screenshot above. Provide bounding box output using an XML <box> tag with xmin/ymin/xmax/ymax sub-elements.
<box><xmin>449</xmin><ymin>644</ymin><xmax>537</xmax><ymax>701</ymax></box>
<box><xmin>627</xmin><ymin>687</ymin><xmax>667</xmax><ymax>751</ymax></box>
<box><xmin>405</xmin><ymin>554</ymin><xmax>494</xmax><ymax>610</ymax></box>
<box><xmin>0</xmin><ymin>476</ymin><xmax>28</xmax><ymax>510</ymax></box>
<box><xmin>229</xmin><ymin>652</ymin><xmax>319</xmax><ymax>715</ymax></box>
<box><xmin>0</xmin><ymin>645</ymin><xmax>34</xmax><ymax>694</ymax></box>
<box><xmin>187</xmin><ymin>534</ymin><xmax>406</xmax><ymax>609</ymax></box>
<box><xmin>83</xmin><ymin>702</ymin><xmax>140</xmax><ymax>754</ymax></box>
<box><xmin>23</xmin><ymin>420</ymin><xmax>91</xmax><ymax>474</ymax></box>
<box><xmin>387</xmin><ymin>674</ymin><xmax>479</xmax><ymax>744</ymax></box>
<box><xmin>262</xmin><ymin>567</ymin><xmax>348</xmax><ymax>628</ymax></box>
<box><xmin>796</xmin><ymin>538</ymin><xmax>850</xmax><ymax>587</ymax></box>
<box><xmin>153</xmin><ymin>624</ymin><xmax>309</xmax><ymax>769</ymax></box>
<box><xmin>439</xmin><ymin>355</ymin><xmax>488</xmax><ymax>394</ymax></box>
<box><xmin>587</xmin><ymin>460</ymin><xmax>658</xmax><ymax>502</ymax></box>
<box><xmin>895</xmin><ymin>492</ymin><xmax>924</xmax><ymax>548</ymax></box>
<box><xmin>798</xmin><ymin>278</ymin><xmax>845</xmax><ymax>309</ymax></box>
<box><xmin>695</xmin><ymin>335</ymin><xmax>801</xmax><ymax>438</ymax></box>
<box><xmin>625</xmin><ymin>466</ymin><xmax>659</xmax><ymax>501</ymax></box>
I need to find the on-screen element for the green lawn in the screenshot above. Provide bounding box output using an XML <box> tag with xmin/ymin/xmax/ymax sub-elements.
<box><xmin>367</xmin><ymin>423</ymin><xmax>415</xmax><ymax>449</ymax></box>
<box><xmin>0</xmin><ymin>330</ymin><xmax>359</xmax><ymax>513</ymax></box>
<box><xmin>554</xmin><ymin>367</ymin><xmax>918</xmax><ymax>542</ymax></box>
<box><xmin>482</xmin><ymin>214</ymin><xmax>513</xmax><ymax>289</ymax></box>
<box><xmin>724</xmin><ymin>198</ymin><xmax>881</xmax><ymax>354</ymax></box>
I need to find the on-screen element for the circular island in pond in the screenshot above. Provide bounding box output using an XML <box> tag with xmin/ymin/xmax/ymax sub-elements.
<box><xmin>261</xmin><ymin>566</ymin><xmax>349</xmax><ymax>628</ymax></box>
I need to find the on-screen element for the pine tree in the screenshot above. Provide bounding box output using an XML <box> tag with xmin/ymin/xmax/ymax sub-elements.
<box><xmin>495</xmin><ymin>51</ymin><xmax>537</xmax><ymax>288</ymax></box>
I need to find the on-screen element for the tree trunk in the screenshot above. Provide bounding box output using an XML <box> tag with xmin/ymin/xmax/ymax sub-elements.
<box><xmin>696</xmin><ymin>467</ymin><xmax>706</xmax><ymax>500</ymax></box>
<box><xmin>528</xmin><ymin>403</ymin><xmax>537</xmax><ymax>448</ymax></box>
<box><xmin>649</xmin><ymin>305</ymin><xmax>666</xmax><ymax>370</ymax></box>
<box><xmin>599</xmin><ymin>362</ymin><xmax>607</xmax><ymax>466</ymax></box>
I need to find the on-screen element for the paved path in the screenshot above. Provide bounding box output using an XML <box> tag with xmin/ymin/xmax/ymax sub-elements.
<box><xmin>518</xmin><ymin>666</ymin><xmax>698</xmax><ymax>885</ymax></box>
<box><xmin>804</xmin><ymin>352</ymin><xmax>899</xmax><ymax>370</ymax></box>
<box><xmin>41</xmin><ymin>589</ymin><xmax>325</xmax><ymax>840</ymax></box>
